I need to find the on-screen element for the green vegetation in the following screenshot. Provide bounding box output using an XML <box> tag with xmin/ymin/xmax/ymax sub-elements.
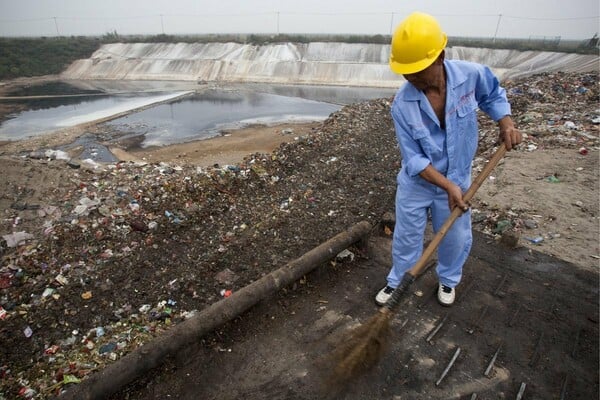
<box><xmin>0</xmin><ymin>36</ymin><xmax>102</xmax><ymax>79</ymax></box>
<box><xmin>1</xmin><ymin>33</ymin><xmax>597</xmax><ymax>80</ymax></box>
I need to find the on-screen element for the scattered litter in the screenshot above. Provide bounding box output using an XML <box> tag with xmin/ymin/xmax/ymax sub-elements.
<box><xmin>23</xmin><ymin>326</ymin><xmax>33</xmax><ymax>338</ymax></box>
<box><xmin>74</xmin><ymin>197</ymin><xmax>101</xmax><ymax>216</ymax></box>
<box><xmin>44</xmin><ymin>345</ymin><xmax>60</xmax><ymax>355</ymax></box>
<box><xmin>139</xmin><ymin>304</ymin><xmax>151</xmax><ymax>313</ymax></box>
<box><xmin>2</xmin><ymin>231</ymin><xmax>34</xmax><ymax>247</ymax></box>
<box><xmin>0</xmin><ymin>70</ymin><xmax>598</xmax><ymax>398</ymax></box>
<box><xmin>44</xmin><ymin>149</ymin><xmax>70</xmax><ymax>160</ymax></box>
<box><xmin>525</xmin><ymin>236</ymin><xmax>544</xmax><ymax>244</ymax></box>
<box><xmin>336</xmin><ymin>249</ymin><xmax>355</xmax><ymax>262</ymax></box>
<box><xmin>98</xmin><ymin>342</ymin><xmax>117</xmax><ymax>355</ymax></box>
<box><xmin>54</xmin><ymin>274</ymin><xmax>68</xmax><ymax>286</ymax></box>
<box><xmin>493</xmin><ymin>220</ymin><xmax>512</xmax><ymax>234</ymax></box>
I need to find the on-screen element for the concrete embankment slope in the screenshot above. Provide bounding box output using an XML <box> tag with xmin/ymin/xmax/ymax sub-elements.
<box><xmin>61</xmin><ymin>42</ymin><xmax>598</xmax><ymax>87</ymax></box>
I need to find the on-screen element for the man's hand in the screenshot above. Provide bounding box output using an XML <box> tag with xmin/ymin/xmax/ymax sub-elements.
<box><xmin>446</xmin><ymin>183</ymin><xmax>469</xmax><ymax>212</ymax></box>
<box><xmin>419</xmin><ymin>165</ymin><xmax>469</xmax><ymax>212</ymax></box>
<box><xmin>498</xmin><ymin>116</ymin><xmax>522</xmax><ymax>151</ymax></box>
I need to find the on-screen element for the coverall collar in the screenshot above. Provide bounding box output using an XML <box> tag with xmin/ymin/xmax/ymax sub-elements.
<box><xmin>399</xmin><ymin>60</ymin><xmax>469</xmax><ymax>102</ymax></box>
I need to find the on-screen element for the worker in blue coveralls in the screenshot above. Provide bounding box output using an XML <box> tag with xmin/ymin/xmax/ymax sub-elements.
<box><xmin>375</xmin><ymin>12</ymin><xmax>522</xmax><ymax>307</ymax></box>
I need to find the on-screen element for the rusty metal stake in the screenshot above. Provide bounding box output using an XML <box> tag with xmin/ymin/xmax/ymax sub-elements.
<box><xmin>529</xmin><ymin>331</ymin><xmax>543</xmax><ymax>367</ymax></box>
<box><xmin>484</xmin><ymin>344</ymin><xmax>502</xmax><ymax>377</ymax></box>
<box><xmin>435</xmin><ymin>347</ymin><xmax>461</xmax><ymax>386</ymax></box>
<box><xmin>493</xmin><ymin>273</ymin><xmax>508</xmax><ymax>296</ymax></box>
<box><xmin>468</xmin><ymin>305</ymin><xmax>489</xmax><ymax>334</ymax></box>
<box><xmin>426</xmin><ymin>314</ymin><xmax>449</xmax><ymax>343</ymax></box>
<box><xmin>560</xmin><ymin>374</ymin><xmax>569</xmax><ymax>400</ymax></box>
<box><xmin>507</xmin><ymin>304</ymin><xmax>522</xmax><ymax>327</ymax></box>
<box><xmin>516</xmin><ymin>382</ymin><xmax>527</xmax><ymax>399</ymax></box>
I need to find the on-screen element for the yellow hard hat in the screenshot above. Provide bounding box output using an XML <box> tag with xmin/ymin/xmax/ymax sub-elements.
<box><xmin>389</xmin><ymin>12</ymin><xmax>448</xmax><ymax>75</ymax></box>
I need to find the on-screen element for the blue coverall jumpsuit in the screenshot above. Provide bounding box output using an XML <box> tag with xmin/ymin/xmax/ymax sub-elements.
<box><xmin>387</xmin><ymin>60</ymin><xmax>512</xmax><ymax>289</ymax></box>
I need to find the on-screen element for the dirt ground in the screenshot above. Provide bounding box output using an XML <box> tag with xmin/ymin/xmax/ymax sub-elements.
<box><xmin>0</xmin><ymin>71</ymin><xmax>598</xmax><ymax>399</ymax></box>
<box><xmin>110</xmin><ymin>229</ymin><xmax>599</xmax><ymax>400</ymax></box>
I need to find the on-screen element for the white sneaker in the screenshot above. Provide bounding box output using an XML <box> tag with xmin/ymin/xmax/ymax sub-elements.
<box><xmin>375</xmin><ymin>286</ymin><xmax>395</xmax><ymax>306</ymax></box>
<box><xmin>437</xmin><ymin>284</ymin><xmax>455</xmax><ymax>306</ymax></box>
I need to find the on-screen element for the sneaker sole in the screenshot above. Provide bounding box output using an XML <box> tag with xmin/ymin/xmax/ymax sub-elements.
<box><xmin>375</xmin><ymin>298</ymin><xmax>388</xmax><ymax>307</ymax></box>
<box><xmin>437</xmin><ymin>296</ymin><xmax>454</xmax><ymax>307</ymax></box>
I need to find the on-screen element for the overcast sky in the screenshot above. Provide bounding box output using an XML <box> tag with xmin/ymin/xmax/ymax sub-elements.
<box><xmin>1</xmin><ymin>0</ymin><xmax>598</xmax><ymax>40</ymax></box>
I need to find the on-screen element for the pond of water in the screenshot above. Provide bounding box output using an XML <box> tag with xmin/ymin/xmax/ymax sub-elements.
<box><xmin>0</xmin><ymin>81</ymin><xmax>396</xmax><ymax>151</ymax></box>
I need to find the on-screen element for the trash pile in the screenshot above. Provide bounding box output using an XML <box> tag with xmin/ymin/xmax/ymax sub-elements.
<box><xmin>470</xmin><ymin>71</ymin><xmax>599</xmax><ymax>241</ymax></box>
<box><xmin>0</xmin><ymin>71</ymin><xmax>598</xmax><ymax>399</ymax></box>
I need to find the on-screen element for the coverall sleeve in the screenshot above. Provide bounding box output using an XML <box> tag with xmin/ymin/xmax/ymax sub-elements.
<box><xmin>392</xmin><ymin>108</ymin><xmax>431</xmax><ymax>177</ymax></box>
<box><xmin>474</xmin><ymin>64</ymin><xmax>512</xmax><ymax>122</ymax></box>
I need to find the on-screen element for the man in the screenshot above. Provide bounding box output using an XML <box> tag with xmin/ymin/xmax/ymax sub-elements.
<box><xmin>375</xmin><ymin>12</ymin><xmax>522</xmax><ymax>307</ymax></box>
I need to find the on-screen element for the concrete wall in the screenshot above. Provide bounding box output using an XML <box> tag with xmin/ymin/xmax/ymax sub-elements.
<box><xmin>61</xmin><ymin>42</ymin><xmax>599</xmax><ymax>87</ymax></box>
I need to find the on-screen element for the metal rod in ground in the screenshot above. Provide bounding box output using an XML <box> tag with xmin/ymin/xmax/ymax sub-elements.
<box><xmin>507</xmin><ymin>304</ymin><xmax>522</xmax><ymax>327</ymax></box>
<box><xmin>529</xmin><ymin>331</ymin><xmax>544</xmax><ymax>367</ymax></box>
<box><xmin>468</xmin><ymin>305</ymin><xmax>489</xmax><ymax>334</ymax></box>
<box><xmin>399</xmin><ymin>319</ymin><xmax>409</xmax><ymax>329</ymax></box>
<box><xmin>484</xmin><ymin>344</ymin><xmax>502</xmax><ymax>377</ymax></box>
<box><xmin>493</xmin><ymin>273</ymin><xmax>508</xmax><ymax>296</ymax></box>
<box><xmin>571</xmin><ymin>328</ymin><xmax>581</xmax><ymax>358</ymax></box>
<box><xmin>435</xmin><ymin>347</ymin><xmax>461</xmax><ymax>386</ymax></box>
<box><xmin>560</xmin><ymin>374</ymin><xmax>569</xmax><ymax>400</ymax></box>
<box><xmin>516</xmin><ymin>382</ymin><xmax>527</xmax><ymax>399</ymax></box>
<box><xmin>549</xmin><ymin>295</ymin><xmax>558</xmax><ymax>315</ymax></box>
<box><xmin>426</xmin><ymin>314</ymin><xmax>449</xmax><ymax>343</ymax></box>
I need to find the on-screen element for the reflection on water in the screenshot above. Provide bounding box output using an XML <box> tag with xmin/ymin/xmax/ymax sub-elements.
<box><xmin>244</xmin><ymin>83</ymin><xmax>396</xmax><ymax>105</ymax></box>
<box><xmin>0</xmin><ymin>92</ymin><xmax>188</xmax><ymax>141</ymax></box>
<box><xmin>104</xmin><ymin>90</ymin><xmax>341</xmax><ymax>147</ymax></box>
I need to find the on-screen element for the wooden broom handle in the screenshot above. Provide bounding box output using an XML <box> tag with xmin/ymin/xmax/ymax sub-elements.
<box><xmin>407</xmin><ymin>143</ymin><xmax>507</xmax><ymax>277</ymax></box>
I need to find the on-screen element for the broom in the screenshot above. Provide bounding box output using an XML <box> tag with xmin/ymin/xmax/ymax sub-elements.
<box><xmin>327</xmin><ymin>143</ymin><xmax>508</xmax><ymax>385</ymax></box>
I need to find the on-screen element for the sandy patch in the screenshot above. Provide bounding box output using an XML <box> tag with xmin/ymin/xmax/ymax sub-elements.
<box><xmin>109</xmin><ymin>122</ymin><xmax>321</xmax><ymax>167</ymax></box>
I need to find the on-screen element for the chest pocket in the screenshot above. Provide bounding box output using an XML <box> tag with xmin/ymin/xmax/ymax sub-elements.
<box><xmin>456</xmin><ymin>97</ymin><xmax>478</xmax><ymax>131</ymax></box>
<box><xmin>455</xmin><ymin>97</ymin><xmax>479</xmax><ymax>166</ymax></box>
<box><xmin>410</xmin><ymin>127</ymin><xmax>442</xmax><ymax>161</ymax></box>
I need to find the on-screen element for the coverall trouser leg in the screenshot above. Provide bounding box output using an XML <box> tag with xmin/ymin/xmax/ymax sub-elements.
<box><xmin>387</xmin><ymin>183</ymin><xmax>472</xmax><ymax>289</ymax></box>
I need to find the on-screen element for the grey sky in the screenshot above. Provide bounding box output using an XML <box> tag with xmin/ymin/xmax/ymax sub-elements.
<box><xmin>1</xmin><ymin>0</ymin><xmax>598</xmax><ymax>40</ymax></box>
